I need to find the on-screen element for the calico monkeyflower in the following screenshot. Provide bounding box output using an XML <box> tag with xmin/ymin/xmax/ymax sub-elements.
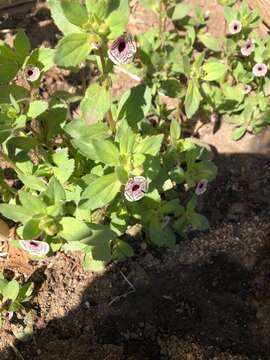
<box><xmin>124</xmin><ymin>176</ymin><xmax>148</xmax><ymax>202</ymax></box>
<box><xmin>244</xmin><ymin>84</ymin><xmax>252</xmax><ymax>94</ymax></box>
<box><xmin>108</xmin><ymin>33</ymin><xmax>137</xmax><ymax>65</ymax></box>
<box><xmin>19</xmin><ymin>240</ymin><xmax>49</xmax><ymax>257</ymax></box>
<box><xmin>24</xmin><ymin>66</ymin><xmax>40</xmax><ymax>82</ymax></box>
<box><xmin>210</xmin><ymin>112</ymin><xmax>219</xmax><ymax>124</ymax></box>
<box><xmin>228</xmin><ymin>20</ymin><xmax>242</xmax><ymax>35</ymax></box>
<box><xmin>241</xmin><ymin>38</ymin><xmax>255</xmax><ymax>56</ymax></box>
<box><xmin>252</xmin><ymin>63</ymin><xmax>268</xmax><ymax>77</ymax></box>
<box><xmin>195</xmin><ymin>179</ymin><xmax>208</xmax><ymax>195</ymax></box>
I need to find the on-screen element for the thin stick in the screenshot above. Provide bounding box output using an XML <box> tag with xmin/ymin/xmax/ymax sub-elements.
<box><xmin>108</xmin><ymin>270</ymin><xmax>136</xmax><ymax>306</ymax></box>
<box><xmin>9</xmin><ymin>343</ymin><xmax>25</xmax><ymax>360</ymax></box>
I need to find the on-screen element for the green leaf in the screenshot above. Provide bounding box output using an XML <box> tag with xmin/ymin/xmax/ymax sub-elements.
<box><xmin>55</xmin><ymin>33</ymin><xmax>90</xmax><ymax>67</ymax></box>
<box><xmin>0</xmin><ymin>86</ymin><xmax>29</xmax><ymax>104</ymax></box>
<box><xmin>14</xmin><ymin>31</ymin><xmax>31</xmax><ymax>66</ymax></box>
<box><xmin>28</xmin><ymin>48</ymin><xmax>56</xmax><ymax>72</ymax></box>
<box><xmin>112</xmin><ymin>239</ymin><xmax>134</xmax><ymax>259</ymax></box>
<box><xmin>0</xmin><ymin>42</ymin><xmax>18</xmax><ymax>83</ymax></box>
<box><xmin>160</xmin><ymin>79</ymin><xmax>183</xmax><ymax>98</ymax></box>
<box><xmin>189</xmin><ymin>213</ymin><xmax>209</xmax><ymax>230</ymax></box>
<box><xmin>203</xmin><ymin>61</ymin><xmax>228</xmax><ymax>81</ymax></box>
<box><xmin>115</xmin><ymin>166</ymin><xmax>128</xmax><ymax>184</ymax></box>
<box><xmin>117</xmin><ymin>84</ymin><xmax>152</xmax><ymax>126</ymax></box>
<box><xmin>149</xmin><ymin>218</ymin><xmax>176</xmax><ymax>247</ymax></box>
<box><xmin>52</xmin><ymin>148</ymin><xmax>75</xmax><ymax>183</ymax></box>
<box><xmin>18</xmin><ymin>174</ymin><xmax>47</xmax><ymax>192</ymax></box>
<box><xmin>74</xmin><ymin>138</ymin><xmax>119</xmax><ymax>165</ymax></box>
<box><xmin>27</xmin><ymin>100</ymin><xmax>48</xmax><ymax>118</ymax></box>
<box><xmin>83</xmin><ymin>251</ymin><xmax>106</xmax><ymax>272</ymax></box>
<box><xmin>18</xmin><ymin>191</ymin><xmax>46</xmax><ymax>215</ymax></box>
<box><xmin>43</xmin><ymin>177</ymin><xmax>66</xmax><ymax>205</ymax></box>
<box><xmin>117</xmin><ymin>120</ymin><xmax>136</xmax><ymax>154</ymax></box>
<box><xmin>65</xmin><ymin>118</ymin><xmax>109</xmax><ymax>140</ymax></box>
<box><xmin>170</xmin><ymin>118</ymin><xmax>181</xmax><ymax>146</ymax></box>
<box><xmin>198</xmin><ymin>34</ymin><xmax>221</xmax><ymax>52</ymax></box>
<box><xmin>192</xmin><ymin>161</ymin><xmax>218</xmax><ymax>181</ymax></box>
<box><xmin>184</xmin><ymin>78</ymin><xmax>202</xmax><ymax>118</ymax></box>
<box><xmin>80</xmin><ymin>83</ymin><xmax>111</xmax><ymax>124</ymax></box>
<box><xmin>172</xmin><ymin>3</ymin><xmax>190</xmax><ymax>20</ymax></box>
<box><xmin>60</xmin><ymin>0</ymin><xmax>88</xmax><ymax>27</ymax></box>
<box><xmin>81</xmin><ymin>173</ymin><xmax>121</xmax><ymax>210</ymax></box>
<box><xmin>23</xmin><ymin>218</ymin><xmax>42</xmax><ymax>239</ymax></box>
<box><xmin>0</xmin><ymin>204</ymin><xmax>30</xmax><ymax>223</ymax></box>
<box><xmin>223</xmin><ymin>84</ymin><xmax>245</xmax><ymax>103</ymax></box>
<box><xmin>60</xmin><ymin>217</ymin><xmax>93</xmax><ymax>241</ymax></box>
<box><xmin>16</xmin><ymin>282</ymin><xmax>34</xmax><ymax>303</ymax></box>
<box><xmin>134</xmin><ymin>134</ymin><xmax>164</xmax><ymax>156</ymax></box>
<box><xmin>223</xmin><ymin>6</ymin><xmax>236</xmax><ymax>23</ymax></box>
<box><xmin>105</xmin><ymin>0</ymin><xmax>130</xmax><ymax>39</ymax></box>
<box><xmin>85</xmin><ymin>0</ymin><xmax>112</xmax><ymax>18</ymax></box>
<box><xmin>48</xmin><ymin>0</ymin><xmax>84</xmax><ymax>34</ymax></box>
<box><xmin>231</xmin><ymin>126</ymin><xmax>246</xmax><ymax>141</ymax></box>
<box><xmin>3</xmin><ymin>279</ymin><xmax>20</xmax><ymax>302</ymax></box>
<box><xmin>60</xmin><ymin>217</ymin><xmax>116</xmax><ymax>263</ymax></box>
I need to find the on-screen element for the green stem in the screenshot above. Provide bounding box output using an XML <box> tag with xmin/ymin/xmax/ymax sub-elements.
<box><xmin>98</xmin><ymin>47</ymin><xmax>115</xmax><ymax>132</ymax></box>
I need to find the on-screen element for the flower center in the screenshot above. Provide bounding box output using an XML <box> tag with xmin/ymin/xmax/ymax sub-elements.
<box><xmin>118</xmin><ymin>41</ymin><xmax>126</xmax><ymax>52</ymax></box>
<box><xmin>132</xmin><ymin>184</ymin><xmax>140</xmax><ymax>192</ymax></box>
<box><xmin>27</xmin><ymin>70</ymin><xmax>33</xmax><ymax>76</ymax></box>
<box><xmin>234</xmin><ymin>25</ymin><xmax>238</xmax><ymax>30</ymax></box>
<box><xmin>30</xmin><ymin>241</ymin><xmax>39</xmax><ymax>247</ymax></box>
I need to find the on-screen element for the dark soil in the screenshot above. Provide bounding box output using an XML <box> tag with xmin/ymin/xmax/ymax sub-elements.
<box><xmin>0</xmin><ymin>154</ymin><xmax>269</xmax><ymax>360</ymax></box>
<box><xmin>0</xmin><ymin>1</ymin><xmax>270</xmax><ymax>360</ymax></box>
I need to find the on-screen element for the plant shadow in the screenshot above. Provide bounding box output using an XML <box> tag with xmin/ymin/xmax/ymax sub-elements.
<box><xmin>0</xmin><ymin>151</ymin><xmax>269</xmax><ymax>360</ymax></box>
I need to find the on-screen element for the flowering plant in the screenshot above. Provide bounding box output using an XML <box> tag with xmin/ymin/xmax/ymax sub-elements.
<box><xmin>0</xmin><ymin>272</ymin><xmax>33</xmax><ymax>326</ymax></box>
<box><xmin>3</xmin><ymin>0</ymin><xmax>269</xmax><ymax>272</ymax></box>
<box><xmin>135</xmin><ymin>0</ymin><xmax>270</xmax><ymax>140</ymax></box>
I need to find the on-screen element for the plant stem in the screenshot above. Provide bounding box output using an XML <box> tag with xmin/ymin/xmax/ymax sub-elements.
<box><xmin>159</xmin><ymin>1</ymin><xmax>166</xmax><ymax>48</ymax></box>
<box><xmin>98</xmin><ymin>47</ymin><xmax>116</xmax><ymax>132</ymax></box>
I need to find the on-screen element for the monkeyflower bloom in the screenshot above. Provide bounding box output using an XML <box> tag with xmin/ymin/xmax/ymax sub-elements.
<box><xmin>108</xmin><ymin>33</ymin><xmax>137</xmax><ymax>65</ymax></box>
<box><xmin>24</xmin><ymin>65</ymin><xmax>40</xmax><ymax>82</ymax></box>
<box><xmin>244</xmin><ymin>84</ymin><xmax>252</xmax><ymax>94</ymax></box>
<box><xmin>19</xmin><ymin>240</ymin><xmax>49</xmax><ymax>257</ymax></box>
<box><xmin>252</xmin><ymin>63</ymin><xmax>268</xmax><ymax>77</ymax></box>
<box><xmin>241</xmin><ymin>38</ymin><xmax>255</xmax><ymax>56</ymax></box>
<box><xmin>195</xmin><ymin>179</ymin><xmax>208</xmax><ymax>195</ymax></box>
<box><xmin>210</xmin><ymin>112</ymin><xmax>219</xmax><ymax>124</ymax></box>
<box><xmin>228</xmin><ymin>20</ymin><xmax>242</xmax><ymax>35</ymax></box>
<box><xmin>124</xmin><ymin>176</ymin><xmax>148</xmax><ymax>202</ymax></box>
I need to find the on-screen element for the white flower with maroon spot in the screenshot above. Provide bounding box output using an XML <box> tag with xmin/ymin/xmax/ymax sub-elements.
<box><xmin>24</xmin><ymin>65</ymin><xmax>40</xmax><ymax>82</ymax></box>
<box><xmin>228</xmin><ymin>20</ymin><xmax>242</xmax><ymax>35</ymax></box>
<box><xmin>108</xmin><ymin>33</ymin><xmax>137</xmax><ymax>65</ymax></box>
<box><xmin>195</xmin><ymin>179</ymin><xmax>208</xmax><ymax>195</ymax></box>
<box><xmin>210</xmin><ymin>112</ymin><xmax>219</xmax><ymax>124</ymax></box>
<box><xmin>253</xmin><ymin>63</ymin><xmax>268</xmax><ymax>77</ymax></box>
<box><xmin>244</xmin><ymin>84</ymin><xmax>252</xmax><ymax>94</ymax></box>
<box><xmin>241</xmin><ymin>38</ymin><xmax>255</xmax><ymax>57</ymax></box>
<box><xmin>19</xmin><ymin>240</ymin><xmax>49</xmax><ymax>257</ymax></box>
<box><xmin>124</xmin><ymin>176</ymin><xmax>148</xmax><ymax>202</ymax></box>
<box><xmin>6</xmin><ymin>311</ymin><xmax>14</xmax><ymax>321</ymax></box>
